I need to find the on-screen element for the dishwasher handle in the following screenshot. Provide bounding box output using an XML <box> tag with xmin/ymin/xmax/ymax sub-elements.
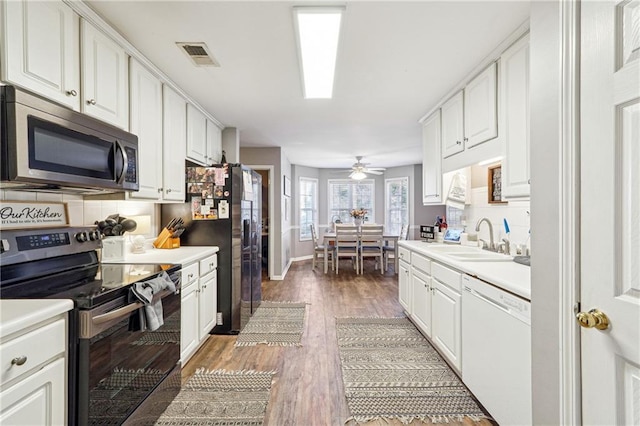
<box><xmin>464</xmin><ymin>285</ymin><xmax>511</xmax><ymax>314</ymax></box>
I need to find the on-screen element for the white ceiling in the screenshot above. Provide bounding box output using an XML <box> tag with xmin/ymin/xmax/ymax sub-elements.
<box><xmin>87</xmin><ymin>1</ymin><xmax>530</xmax><ymax>170</ymax></box>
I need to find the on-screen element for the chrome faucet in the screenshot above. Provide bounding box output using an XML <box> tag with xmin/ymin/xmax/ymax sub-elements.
<box><xmin>475</xmin><ymin>217</ymin><xmax>495</xmax><ymax>251</ymax></box>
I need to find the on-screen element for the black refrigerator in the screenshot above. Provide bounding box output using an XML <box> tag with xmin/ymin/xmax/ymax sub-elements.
<box><xmin>161</xmin><ymin>164</ymin><xmax>262</xmax><ymax>334</ymax></box>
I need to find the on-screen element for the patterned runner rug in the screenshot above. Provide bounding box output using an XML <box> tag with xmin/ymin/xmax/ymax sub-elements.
<box><xmin>336</xmin><ymin>317</ymin><xmax>491</xmax><ymax>425</ymax></box>
<box><xmin>152</xmin><ymin>369</ymin><xmax>276</xmax><ymax>426</ymax></box>
<box><xmin>235</xmin><ymin>301</ymin><xmax>307</xmax><ymax>347</ymax></box>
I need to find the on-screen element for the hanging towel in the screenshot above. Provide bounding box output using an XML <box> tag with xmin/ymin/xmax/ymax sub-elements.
<box><xmin>130</xmin><ymin>271</ymin><xmax>176</xmax><ymax>331</ymax></box>
<box><xmin>446</xmin><ymin>171</ymin><xmax>467</xmax><ymax>210</ymax></box>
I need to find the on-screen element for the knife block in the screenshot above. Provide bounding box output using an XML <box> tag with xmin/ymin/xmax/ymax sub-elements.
<box><xmin>156</xmin><ymin>237</ymin><xmax>180</xmax><ymax>249</ymax></box>
<box><xmin>152</xmin><ymin>228</ymin><xmax>180</xmax><ymax>249</ymax></box>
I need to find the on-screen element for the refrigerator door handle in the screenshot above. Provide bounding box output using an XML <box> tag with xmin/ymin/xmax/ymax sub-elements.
<box><xmin>243</xmin><ymin>219</ymin><xmax>250</xmax><ymax>247</ymax></box>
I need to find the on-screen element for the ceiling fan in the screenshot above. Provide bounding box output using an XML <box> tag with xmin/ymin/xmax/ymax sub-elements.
<box><xmin>343</xmin><ymin>156</ymin><xmax>386</xmax><ymax>180</ymax></box>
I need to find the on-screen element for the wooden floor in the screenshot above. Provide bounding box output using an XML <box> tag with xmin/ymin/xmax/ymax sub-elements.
<box><xmin>183</xmin><ymin>259</ymin><xmax>494</xmax><ymax>426</ymax></box>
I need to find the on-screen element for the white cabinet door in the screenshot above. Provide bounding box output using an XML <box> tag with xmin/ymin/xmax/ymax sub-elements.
<box><xmin>0</xmin><ymin>357</ymin><xmax>66</xmax><ymax>426</ymax></box>
<box><xmin>441</xmin><ymin>91</ymin><xmax>464</xmax><ymax>158</ymax></box>
<box><xmin>1</xmin><ymin>0</ymin><xmax>80</xmax><ymax>110</ymax></box>
<box><xmin>206</xmin><ymin>120</ymin><xmax>223</xmax><ymax>165</ymax></box>
<box><xmin>411</xmin><ymin>267</ymin><xmax>432</xmax><ymax>338</ymax></box>
<box><xmin>464</xmin><ymin>62</ymin><xmax>498</xmax><ymax>148</ymax></box>
<box><xmin>162</xmin><ymin>85</ymin><xmax>187</xmax><ymax>201</ymax></box>
<box><xmin>501</xmin><ymin>34</ymin><xmax>530</xmax><ymax>198</ymax></box>
<box><xmin>398</xmin><ymin>260</ymin><xmax>411</xmax><ymax>312</ymax></box>
<box><xmin>180</xmin><ymin>281</ymin><xmax>199</xmax><ymax>364</ymax></box>
<box><xmin>422</xmin><ymin>110</ymin><xmax>443</xmax><ymax>204</ymax></box>
<box><xmin>431</xmin><ymin>279</ymin><xmax>461</xmax><ymax>372</ymax></box>
<box><xmin>81</xmin><ymin>19</ymin><xmax>128</xmax><ymax>129</ymax></box>
<box><xmin>198</xmin><ymin>270</ymin><xmax>217</xmax><ymax>340</ymax></box>
<box><xmin>186</xmin><ymin>104</ymin><xmax>208</xmax><ymax>165</ymax></box>
<box><xmin>129</xmin><ymin>58</ymin><xmax>162</xmax><ymax>200</ymax></box>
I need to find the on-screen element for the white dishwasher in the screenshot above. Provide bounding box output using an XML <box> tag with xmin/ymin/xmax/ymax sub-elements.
<box><xmin>461</xmin><ymin>274</ymin><xmax>532</xmax><ymax>426</ymax></box>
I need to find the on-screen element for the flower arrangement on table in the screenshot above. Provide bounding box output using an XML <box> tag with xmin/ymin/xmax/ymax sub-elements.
<box><xmin>350</xmin><ymin>209</ymin><xmax>367</xmax><ymax>219</ymax></box>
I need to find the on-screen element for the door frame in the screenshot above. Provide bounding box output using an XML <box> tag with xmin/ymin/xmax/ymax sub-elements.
<box><xmin>530</xmin><ymin>1</ymin><xmax>581</xmax><ymax>424</ymax></box>
<box><xmin>247</xmin><ymin>165</ymin><xmax>275</xmax><ymax>280</ymax></box>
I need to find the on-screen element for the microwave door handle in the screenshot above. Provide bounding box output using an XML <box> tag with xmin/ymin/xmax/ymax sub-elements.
<box><xmin>115</xmin><ymin>140</ymin><xmax>128</xmax><ymax>184</ymax></box>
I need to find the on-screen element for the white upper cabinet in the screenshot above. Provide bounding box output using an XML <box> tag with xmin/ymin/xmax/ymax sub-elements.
<box><xmin>163</xmin><ymin>85</ymin><xmax>187</xmax><ymax>201</ymax></box>
<box><xmin>81</xmin><ymin>20</ymin><xmax>129</xmax><ymax>129</ymax></box>
<box><xmin>422</xmin><ymin>110</ymin><xmax>443</xmax><ymax>205</ymax></box>
<box><xmin>186</xmin><ymin>104</ymin><xmax>208</xmax><ymax>165</ymax></box>
<box><xmin>441</xmin><ymin>91</ymin><xmax>465</xmax><ymax>158</ymax></box>
<box><xmin>1</xmin><ymin>0</ymin><xmax>80</xmax><ymax>110</ymax></box>
<box><xmin>464</xmin><ymin>62</ymin><xmax>498</xmax><ymax>148</ymax></box>
<box><xmin>206</xmin><ymin>119</ymin><xmax>223</xmax><ymax>165</ymax></box>
<box><xmin>500</xmin><ymin>34</ymin><xmax>530</xmax><ymax>199</ymax></box>
<box><xmin>129</xmin><ymin>58</ymin><xmax>162</xmax><ymax>200</ymax></box>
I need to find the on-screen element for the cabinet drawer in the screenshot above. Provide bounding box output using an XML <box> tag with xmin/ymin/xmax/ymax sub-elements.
<box><xmin>411</xmin><ymin>252</ymin><xmax>431</xmax><ymax>274</ymax></box>
<box><xmin>181</xmin><ymin>263</ymin><xmax>199</xmax><ymax>286</ymax></box>
<box><xmin>0</xmin><ymin>318</ymin><xmax>66</xmax><ymax>386</ymax></box>
<box><xmin>199</xmin><ymin>254</ymin><xmax>217</xmax><ymax>276</ymax></box>
<box><xmin>432</xmin><ymin>262</ymin><xmax>462</xmax><ymax>292</ymax></box>
<box><xmin>398</xmin><ymin>247</ymin><xmax>411</xmax><ymax>264</ymax></box>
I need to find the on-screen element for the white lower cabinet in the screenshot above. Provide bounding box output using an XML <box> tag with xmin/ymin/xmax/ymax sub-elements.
<box><xmin>180</xmin><ymin>254</ymin><xmax>218</xmax><ymax>365</ymax></box>
<box><xmin>399</xmin><ymin>246</ymin><xmax>462</xmax><ymax>373</ymax></box>
<box><xmin>398</xmin><ymin>247</ymin><xmax>412</xmax><ymax>312</ymax></box>
<box><xmin>410</xmin><ymin>253</ymin><xmax>432</xmax><ymax>337</ymax></box>
<box><xmin>0</xmin><ymin>314</ymin><xmax>68</xmax><ymax>426</ymax></box>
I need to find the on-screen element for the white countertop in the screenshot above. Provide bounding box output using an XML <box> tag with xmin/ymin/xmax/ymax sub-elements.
<box><xmin>102</xmin><ymin>245</ymin><xmax>219</xmax><ymax>266</ymax></box>
<box><xmin>399</xmin><ymin>240</ymin><xmax>531</xmax><ymax>300</ymax></box>
<box><xmin>1</xmin><ymin>299</ymin><xmax>74</xmax><ymax>337</ymax></box>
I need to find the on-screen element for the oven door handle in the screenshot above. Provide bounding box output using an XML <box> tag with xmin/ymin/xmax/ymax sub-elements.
<box><xmin>80</xmin><ymin>289</ymin><xmax>174</xmax><ymax>339</ymax></box>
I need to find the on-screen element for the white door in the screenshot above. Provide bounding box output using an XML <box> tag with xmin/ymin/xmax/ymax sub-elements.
<box><xmin>464</xmin><ymin>62</ymin><xmax>498</xmax><ymax>148</ymax></box>
<box><xmin>2</xmin><ymin>0</ymin><xmax>80</xmax><ymax>110</ymax></box>
<box><xmin>440</xmin><ymin>91</ymin><xmax>465</xmax><ymax>158</ymax></box>
<box><xmin>163</xmin><ymin>85</ymin><xmax>187</xmax><ymax>201</ymax></box>
<box><xmin>81</xmin><ymin>19</ymin><xmax>128</xmax><ymax>129</ymax></box>
<box><xmin>207</xmin><ymin>119</ymin><xmax>223</xmax><ymax>165</ymax></box>
<box><xmin>422</xmin><ymin>110</ymin><xmax>443</xmax><ymax>204</ymax></box>
<box><xmin>580</xmin><ymin>1</ymin><xmax>640</xmax><ymax>424</ymax></box>
<box><xmin>186</xmin><ymin>104</ymin><xmax>208</xmax><ymax>165</ymax></box>
<box><xmin>129</xmin><ymin>58</ymin><xmax>162</xmax><ymax>200</ymax></box>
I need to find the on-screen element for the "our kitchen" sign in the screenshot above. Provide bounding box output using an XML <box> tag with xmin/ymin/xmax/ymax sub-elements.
<box><xmin>0</xmin><ymin>201</ymin><xmax>69</xmax><ymax>230</ymax></box>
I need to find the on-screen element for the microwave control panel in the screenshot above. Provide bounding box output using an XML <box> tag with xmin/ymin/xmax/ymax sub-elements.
<box><xmin>124</xmin><ymin>146</ymin><xmax>137</xmax><ymax>183</ymax></box>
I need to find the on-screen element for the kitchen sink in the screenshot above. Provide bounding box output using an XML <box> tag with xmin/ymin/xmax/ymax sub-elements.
<box><xmin>446</xmin><ymin>251</ymin><xmax>513</xmax><ymax>262</ymax></box>
<box><xmin>426</xmin><ymin>244</ymin><xmax>513</xmax><ymax>262</ymax></box>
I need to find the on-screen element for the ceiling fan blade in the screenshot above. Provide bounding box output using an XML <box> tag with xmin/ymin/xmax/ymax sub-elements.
<box><xmin>366</xmin><ymin>167</ymin><xmax>386</xmax><ymax>171</ymax></box>
<box><xmin>367</xmin><ymin>170</ymin><xmax>384</xmax><ymax>175</ymax></box>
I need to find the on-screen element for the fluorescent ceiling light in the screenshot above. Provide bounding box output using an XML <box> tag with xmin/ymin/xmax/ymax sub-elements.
<box><xmin>293</xmin><ymin>7</ymin><xmax>344</xmax><ymax>99</ymax></box>
<box><xmin>350</xmin><ymin>171</ymin><xmax>367</xmax><ymax>180</ymax></box>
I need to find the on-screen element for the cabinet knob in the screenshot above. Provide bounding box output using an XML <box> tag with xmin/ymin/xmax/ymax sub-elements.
<box><xmin>188</xmin><ymin>273</ymin><xmax>194</xmax><ymax>279</ymax></box>
<box><xmin>463</xmin><ymin>137</ymin><xmax>468</xmax><ymax>142</ymax></box>
<box><xmin>11</xmin><ymin>356</ymin><xmax>27</xmax><ymax>366</ymax></box>
<box><xmin>456</xmin><ymin>140</ymin><xmax>462</xmax><ymax>145</ymax></box>
<box><xmin>202</xmin><ymin>284</ymin><xmax>206</xmax><ymax>289</ymax></box>
<box><xmin>87</xmin><ymin>99</ymin><xmax>97</xmax><ymax>105</ymax></box>
<box><xmin>158</xmin><ymin>188</ymin><xmax>163</xmax><ymax>193</ymax></box>
<box><xmin>210</xmin><ymin>263</ymin><xmax>214</xmax><ymax>268</ymax></box>
<box><xmin>166</xmin><ymin>189</ymin><xmax>172</xmax><ymax>193</ymax></box>
<box><xmin>66</xmin><ymin>89</ymin><xmax>78</xmax><ymax>97</ymax></box>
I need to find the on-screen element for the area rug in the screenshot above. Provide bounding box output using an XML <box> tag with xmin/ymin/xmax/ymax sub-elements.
<box><xmin>336</xmin><ymin>317</ymin><xmax>491</xmax><ymax>425</ymax></box>
<box><xmin>152</xmin><ymin>369</ymin><xmax>276</xmax><ymax>426</ymax></box>
<box><xmin>235</xmin><ymin>301</ymin><xmax>307</xmax><ymax>347</ymax></box>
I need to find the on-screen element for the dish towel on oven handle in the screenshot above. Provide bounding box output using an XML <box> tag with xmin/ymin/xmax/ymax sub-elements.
<box><xmin>131</xmin><ymin>271</ymin><xmax>176</xmax><ymax>331</ymax></box>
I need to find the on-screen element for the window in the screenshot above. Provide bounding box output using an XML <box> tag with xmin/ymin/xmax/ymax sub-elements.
<box><xmin>328</xmin><ymin>179</ymin><xmax>375</xmax><ymax>224</ymax></box>
<box><xmin>385</xmin><ymin>177</ymin><xmax>409</xmax><ymax>236</ymax></box>
<box><xmin>299</xmin><ymin>177</ymin><xmax>318</xmax><ymax>241</ymax></box>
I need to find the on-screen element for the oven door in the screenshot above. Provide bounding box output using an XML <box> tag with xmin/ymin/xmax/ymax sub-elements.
<box><xmin>77</xmin><ymin>290</ymin><xmax>181</xmax><ymax>426</ymax></box>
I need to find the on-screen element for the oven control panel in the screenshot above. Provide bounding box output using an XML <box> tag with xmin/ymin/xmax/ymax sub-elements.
<box><xmin>16</xmin><ymin>232</ymin><xmax>70</xmax><ymax>251</ymax></box>
<box><xmin>0</xmin><ymin>226</ymin><xmax>101</xmax><ymax>266</ymax></box>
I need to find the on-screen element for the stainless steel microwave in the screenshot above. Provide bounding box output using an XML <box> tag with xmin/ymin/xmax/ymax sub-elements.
<box><xmin>1</xmin><ymin>86</ymin><xmax>138</xmax><ymax>193</ymax></box>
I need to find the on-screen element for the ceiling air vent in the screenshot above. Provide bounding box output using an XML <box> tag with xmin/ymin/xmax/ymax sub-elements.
<box><xmin>176</xmin><ymin>42</ymin><xmax>220</xmax><ymax>67</ymax></box>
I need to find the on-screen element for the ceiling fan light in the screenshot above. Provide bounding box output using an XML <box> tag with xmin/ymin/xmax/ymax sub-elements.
<box><xmin>351</xmin><ymin>171</ymin><xmax>367</xmax><ymax>180</ymax></box>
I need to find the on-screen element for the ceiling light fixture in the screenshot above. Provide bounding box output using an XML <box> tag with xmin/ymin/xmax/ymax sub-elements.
<box><xmin>293</xmin><ymin>6</ymin><xmax>344</xmax><ymax>99</ymax></box>
<box><xmin>350</xmin><ymin>170</ymin><xmax>367</xmax><ymax>180</ymax></box>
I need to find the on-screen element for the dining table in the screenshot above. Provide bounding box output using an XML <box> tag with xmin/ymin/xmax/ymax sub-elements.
<box><xmin>322</xmin><ymin>231</ymin><xmax>399</xmax><ymax>274</ymax></box>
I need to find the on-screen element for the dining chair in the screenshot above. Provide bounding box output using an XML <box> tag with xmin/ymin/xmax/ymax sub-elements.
<box><xmin>310</xmin><ymin>224</ymin><xmax>334</xmax><ymax>271</ymax></box>
<box><xmin>359</xmin><ymin>224</ymin><xmax>385</xmax><ymax>274</ymax></box>
<box><xmin>334</xmin><ymin>224</ymin><xmax>359</xmax><ymax>274</ymax></box>
<box><xmin>384</xmin><ymin>223</ymin><xmax>409</xmax><ymax>271</ymax></box>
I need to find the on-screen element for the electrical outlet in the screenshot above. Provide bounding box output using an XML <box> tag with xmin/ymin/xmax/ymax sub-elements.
<box><xmin>216</xmin><ymin>312</ymin><xmax>223</xmax><ymax>325</ymax></box>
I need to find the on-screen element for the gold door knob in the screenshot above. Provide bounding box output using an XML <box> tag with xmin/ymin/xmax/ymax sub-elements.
<box><xmin>576</xmin><ymin>308</ymin><xmax>610</xmax><ymax>330</ymax></box>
